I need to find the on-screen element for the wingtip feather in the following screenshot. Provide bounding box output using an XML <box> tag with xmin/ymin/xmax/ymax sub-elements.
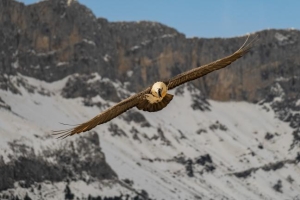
<box><xmin>52</xmin><ymin>128</ymin><xmax>74</xmax><ymax>139</ymax></box>
<box><xmin>238</xmin><ymin>34</ymin><xmax>259</xmax><ymax>54</ymax></box>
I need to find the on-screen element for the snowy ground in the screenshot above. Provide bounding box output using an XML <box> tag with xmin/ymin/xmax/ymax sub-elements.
<box><xmin>0</xmin><ymin>74</ymin><xmax>299</xmax><ymax>200</ymax></box>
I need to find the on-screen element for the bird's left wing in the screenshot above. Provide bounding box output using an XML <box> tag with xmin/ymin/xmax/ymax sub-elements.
<box><xmin>166</xmin><ymin>35</ymin><xmax>256</xmax><ymax>90</ymax></box>
<box><xmin>53</xmin><ymin>87</ymin><xmax>151</xmax><ymax>138</ymax></box>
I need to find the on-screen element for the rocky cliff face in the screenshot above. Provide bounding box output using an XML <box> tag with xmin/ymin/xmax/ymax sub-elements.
<box><xmin>1</xmin><ymin>0</ymin><xmax>300</xmax><ymax>199</ymax></box>
<box><xmin>0</xmin><ymin>132</ymin><xmax>116</xmax><ymax>191</ymax></box>
<box><xmin>0</xmin><ymin>0</ymin><xmax>118</xmax><ymax>82</ymax></box>
<box><xmin>1</xmin><ymin>0</ymin><xmax>299</xmax><ymax>103</ymax></box>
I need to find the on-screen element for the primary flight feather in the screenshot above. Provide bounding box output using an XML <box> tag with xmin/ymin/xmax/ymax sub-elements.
<box><xmin>54</xmin><ymin>35</ymin><xmax>256</xmax><ymax>138</ymax></box>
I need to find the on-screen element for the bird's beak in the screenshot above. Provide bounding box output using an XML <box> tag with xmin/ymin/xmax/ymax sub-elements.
<box><xmin>157</xmin><ymin>88</ymin><xmax>162</xmax><ymax>98</ymax></box>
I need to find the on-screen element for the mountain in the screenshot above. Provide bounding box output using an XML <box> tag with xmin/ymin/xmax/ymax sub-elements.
<box><xmin>0</xmin><ymin>0</ymin><xmax>300</xmax><ymax>199</ymax></box>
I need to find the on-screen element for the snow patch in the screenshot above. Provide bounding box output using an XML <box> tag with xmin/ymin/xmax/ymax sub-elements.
<box><xmin>83</xmin><ymin>38</ymin><xmax>96</xmax><ymax>46</ymax></box>
<box><xmin>0</xmin><ymin>180</ymin><xmax>134</xmax><ymax>200</ymax></box>
<box><xmin>21</xmin><ymin>74</ymin><xmax>69</xmax><ymax>93</ymax></box>
<box><xmin>0</xmin><ymin>77</ymin><xmax>299</xmax><ymax>200</ymax></box>
<box><xmin>11</xmin><ymin>59</ymin><xmax>19</xmax><ymax>69</ymax></box>
<box><xmin>36</xmin><ymin>50</ymin><xmax>56</xmax><ymax>56</ymax></box>
<box><xmin>103</xmin><ymin>54</ymin><xmax>111</xmax><ymax>62</ymax></box>
<box><xmin>126</xmin><ymin>70</ymin><xmax>133</xmax><ymax>77</ymax></box>
<box><xmin>130</xmin><ymin>45</ymin><xmax>140</xmax><ymax>51</ymax></box>
<box><xmin>275</xmin><ymin>32</ymin><xmax>288</xmax><ymax>42</ymax></box>
<box><xmin>161</xmin><ymin>34</ymin><xmax>176</xmax><ymax>38</ymax></box>
<box><xmin>87</xmin><ymin>72</ymin><xmax>102</xmax><ymax>83</ymax></box>
<box><xmin>56</xmin><ymin>62</ymin><xmax>69</xmax><ymax>67</ymax></box>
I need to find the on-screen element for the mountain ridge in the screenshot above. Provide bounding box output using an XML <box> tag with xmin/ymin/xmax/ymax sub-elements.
<box><xmin>1</xmin><ymin>0</ymin><xmax>300</xmax><ymax>103</ymax></box>
<box><xmin>1</xmin><ymin>0</ymin><xmax>300</xmax><ymax>199</ymax></box>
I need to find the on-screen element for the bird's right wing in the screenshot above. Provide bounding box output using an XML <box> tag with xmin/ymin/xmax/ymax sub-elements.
<box><xmin>53</xmin><ymin>87</ymin><xmax>151</xmax><ymax>138</ymax></box>
<box><xmin>166</xmin><ymin>35</ymin><xmax>257</xmax><ymax>90</ymax></box>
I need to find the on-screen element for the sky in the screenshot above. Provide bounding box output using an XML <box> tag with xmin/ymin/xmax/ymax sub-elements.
<box><xmin>18</xmin><ymin>0</ymin><xmax>300</xmax><ymax>38</ymax></box>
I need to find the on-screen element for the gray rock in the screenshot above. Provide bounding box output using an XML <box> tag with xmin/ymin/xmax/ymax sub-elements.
<box><xmin>123</xmin><ymin>110</ymin><xmax>151</xmax><ymax>127</ymax></box>
<box><xmin>0</xmin><ymin>97</ymin><xmax>11</xmax><ymax>110</ymax></box>
<box><xmin>61</xmin><ymin>74</ymin><xmax>120</xmax><ymax>102</ymax></box>
<box><xmin>0</xmin><ymin>133</ymin><xmax>117</xmax><ymax>191</ymax></box>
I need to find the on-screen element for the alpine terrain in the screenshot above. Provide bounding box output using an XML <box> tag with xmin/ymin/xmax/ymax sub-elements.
<box><xmin>0</xmin><ymin>0</ymin><xmax>300</xmax><ymax>199</ymax></box>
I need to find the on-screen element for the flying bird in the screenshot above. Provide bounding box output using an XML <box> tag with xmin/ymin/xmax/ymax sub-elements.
<box><xmin>54</xmin><ymin>35</ymin><xmax>256</xmax><ymax>138</ymax></box>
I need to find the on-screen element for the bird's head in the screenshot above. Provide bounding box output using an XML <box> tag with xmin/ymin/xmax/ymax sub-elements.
<box><xmin>151</xmin><ymin>82</ymin><xmax>167</xmax><ymax>98</ymax></box>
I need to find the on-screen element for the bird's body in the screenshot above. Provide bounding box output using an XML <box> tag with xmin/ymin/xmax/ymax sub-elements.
<box><xmin>146</xmin><ymin>82</ymin><xmax>168</xmax><ymax>104</ymax></box>
<box><xmin>54</xmin><ymin>35</ymin><xmax>257</xmax><ymax>138</ymax></box>
<box><xmin>136</xmin><ymin>81</ymin><xmax>173</xmax><ymax>112</ymax></box>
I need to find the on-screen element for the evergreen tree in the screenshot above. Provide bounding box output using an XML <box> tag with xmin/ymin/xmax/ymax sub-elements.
<box><xmin>64</xmin><ymin>185</ymin><xmax>74</xmax><ymax>200</ymax></box>
<box><xmin>24</xmin><ymin>193</ymin><xmax>32</xmax><ymax>200</ymax></box>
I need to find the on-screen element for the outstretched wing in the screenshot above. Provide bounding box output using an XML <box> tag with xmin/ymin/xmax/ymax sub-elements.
<box><xmin>166</xmin><ymin>35</ymin><xmax>256</xmax><ymax>90</ymax></box>
<box><xmin>53</xmin><ymin>87</ymin><xmax>151</xmax><ymax>138</ymax></box>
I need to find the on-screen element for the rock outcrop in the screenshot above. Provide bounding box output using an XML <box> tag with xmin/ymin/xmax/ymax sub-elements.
<box><xmin>0</xmin><ymin>133</ymin><xmax>116</xmax><ymax>191</ymax></box>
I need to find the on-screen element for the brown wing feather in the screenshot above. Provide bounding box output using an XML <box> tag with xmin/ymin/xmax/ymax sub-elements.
<box><xmin>53</xmin><ymin>87</ymin><xmax>151</xmax><ymax>138</ymax></box>
<box><xmin>166</xmin><ymin>35</ymin><xmax>257</xmax><ymax>90</ymax></box>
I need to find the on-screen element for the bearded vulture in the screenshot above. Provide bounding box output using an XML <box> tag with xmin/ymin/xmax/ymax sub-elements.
<box><xmin>54</xmin><ymin>35</ymin><xmax>256</xmax><ymax>138</ymax></box>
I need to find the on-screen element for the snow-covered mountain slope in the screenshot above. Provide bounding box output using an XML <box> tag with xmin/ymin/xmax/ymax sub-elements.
<box><xmin>0</xmin><ymin>73</ymin><xmax>299</xmax><ymax>200</ymax></box>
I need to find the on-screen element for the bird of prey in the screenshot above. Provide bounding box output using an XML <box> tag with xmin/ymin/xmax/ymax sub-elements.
<box><xmin>54</xmin><ymin>35</ymin><xmax>256</xmax><ymax>138</ymax></box>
